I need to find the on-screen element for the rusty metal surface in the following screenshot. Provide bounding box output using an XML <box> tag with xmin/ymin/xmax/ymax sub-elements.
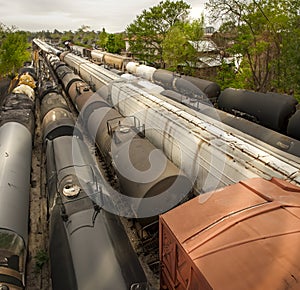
<box><xmin>109</xmin><ymin>80</ymin><xmax>300</xmax><ymax>189</ymax></box>
<box><xmin>160</xmin><ymin>177</ymin><xmax>300</xmax><ymax>290</ymax></box>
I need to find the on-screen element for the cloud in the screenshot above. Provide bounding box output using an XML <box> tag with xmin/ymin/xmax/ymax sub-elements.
<box><xmin>0</xmin><ymin>0</ymin><xmax>207</xmax><ymax>32</ymax></box>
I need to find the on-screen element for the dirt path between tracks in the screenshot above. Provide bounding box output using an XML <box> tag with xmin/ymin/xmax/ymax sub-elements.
<box><xmin>26</xmin><ymin>98</ymin><xmax>51</xmax><ymax>290</ymax></box>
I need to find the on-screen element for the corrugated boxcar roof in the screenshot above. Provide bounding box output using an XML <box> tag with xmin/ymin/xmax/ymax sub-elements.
<box><xmin>160</xmin><ymin>178</ymin><xmax>300</xmax><ymax>290</ymax></box>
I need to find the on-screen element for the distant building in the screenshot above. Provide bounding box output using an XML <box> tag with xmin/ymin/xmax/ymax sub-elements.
<box><xmin>205</xmin><ymin>26</ymin><xmax>215</xmax><ymax>35</ymax></box>
<box><xmin>178</xmin><ymin>39</ymin><xmax>241</xmax><ymax>79</ymax></box>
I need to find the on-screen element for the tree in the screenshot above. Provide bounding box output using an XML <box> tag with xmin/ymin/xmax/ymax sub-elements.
<box><xmin>106</xmin><ymin>33</ymin><xmax>125</xmax><ymax>54</ymax></box>
<box><xmin>97</xmin><ymin>28</ymin><xmax>108</xmax><ymax>50</ymax></box>
<box><xmin>60</xmin><ymin>30</ymin><xmax>74</xmax><ymax>43</ymax></box>
<box><xmin>0</xmin><ymin>31</ymin><xmax>30</xmax><ymax>76</ymax></box>
<box><xmin>206</xmin><ymin>0</ymin><xmax>300</xmax><ymax>96</ymax></box>
<box><xmin>126</xmin><ymin>0</ymin><xmax>190</xmax><ymax>66</ymax></box>
<box><xmin>162</xmin><ymin>18</ymin><xmax>204</xmax><ymax>72</ymax></box>
<box><xmin>276</xmin><ymin>4</ymin><xmax>300</xmax><ymax>99</ymax></box>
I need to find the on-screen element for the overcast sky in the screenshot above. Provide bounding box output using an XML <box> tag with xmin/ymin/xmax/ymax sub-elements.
<box><xmin>0</xmin><ymin>0</ymin><xmax>208</xmax><ymax>33</ymax></box>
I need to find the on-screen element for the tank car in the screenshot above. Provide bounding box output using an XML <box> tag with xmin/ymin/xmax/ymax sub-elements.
<box><xmin>57</xmin><ymin>50</ymin><xmax>300</xmax><ymax>191</ymax></box>
<box><xmin>90</xmin><ymin>49</ymin><xmax>105</xmax><ymax>64</ymax></box>
<box><xmin>103</xmin><ymin>52</ymin><xmax>132</xmax><ymax>72</ymax></box>
<box><xmin>126</xmin><ymin>62</ymin><xmax>207</xmax><ymax>101</ymax></box>
<box><xmin>32</xmin><ymin>39</ymin><xmax>62</xmax><ymax>57</ymax></box>
<box><xmin>218</xmin><ymin>88</ymin><xmax>298</xmax><ymax>133</ymax></box>
<box><xmin>59</xmin><ymin>52</ymin><xmax>117</xmax><ymax>90</ymax></box>
<box><xmin>0</xmin><ymin>69</ymin><xmax>36</xmax><ymax>289</ymax></box>
<box><xmin>181</xmin><ymin>75</ymin><xmax>221</xmax><ymax>102</ymax></box>
<box><xmin>39</xmin><ymin>78</ymin><xmax>150</xmax><ymax>289</ymax></box>
<box><xmin>69</xmin><ymin>44</ymin><xmax>85</xmax><ymax>56</ymax></box>
<box><xmin>51</xmin><ymin>59</ymin><xmax>192</xmax><ymax>218</ymax></box>
<box><xmin>105</xmin><ymin>74</ymin><xmax>300</xmax><ymax>190</ymax></box>
<box><xmin>89</xmin><ymin>50</ymin><xmax>132</xmax><ymax>72</ymax></box>
<box><xmin>287</xmin><ymin>110</ymin><xmax>300</xmax><ymax>140</ymax></box>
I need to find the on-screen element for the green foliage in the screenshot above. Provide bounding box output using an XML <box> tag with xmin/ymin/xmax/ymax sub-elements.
<box><xmin>216</xmin><ymin>61</ymin><xmax>253</xmax><ymax>90</ymax></box>
<box><xmin>207</xmin><ymin>0</ymin><xmax>300</xmax><ymax>96</ymax></box>
<box><xmin>162</xmin><ymin>26</ymin><xmax>189</xmax><ymax>70</ymax></box>
<box><xmin>72</xmin><ymin>25</ymin><xmax>98</xmax><ymax>46</ymax></box>
<box><xmin>97</xmin><ymin>28</ymin><xmax>108</xmax><ymax>50</ymax></box>
<box><xmin>0</xmin><ymin>30</ymin><xmax>30</xmax><ymax>77</ymax></box>
<box><xmin>126</xmin><ymin>0</ymin><xmax>191</xmax><ymax>66</ymax></box>
<box><xmin>34</xmin><ymin>249</ymin><xmax>49</xmax><ymax>272</ymax></box>
<box><xmin>60</xmin><ymin>30</ymin><xmax>74</xmax><ymax>43</ymax></box>
<box><xmin>162</xmin><ymin>18</ymin><xmax>204</xmax><ymax>71</ymax></box>
<box><xmin>106</xmin><ymin>33</ymin><xmax>125</xmax><ymax>54</ymax></box>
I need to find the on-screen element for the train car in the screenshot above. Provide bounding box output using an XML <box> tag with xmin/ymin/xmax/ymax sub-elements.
<box><xmin>218</xmin><ymin>88</ymin><xmax>298</xmax><ymax>133</ymax></box>
<box><xmin>69</xmin><ymin>44</ymin><xmax>85</xmax><ymax>56</ymax></box>
<box><xmin>103</xmin><ymin>52</ymin><xmax>132</xmax><ymax>71</ymax></box>
<box><xmin>39</xmin><ymin>76</ymin><xmax>150</xmax><ymax>289</ymax></box>
<box><xmin>126</xmin><ymin>62</ymin><xmax>207</xmax><ymax>101</ymax></box>
<box><xmin>59</xmin><ymin>52</ymin><xmax>118</xmax><ymax>90</ymax></box>
<box><xmin>105</xmin><ymin>75</ymin><xmax>300</xmax><ymax>189</ymax></box>
<box><xmin>287</xmin><ymin>110</ymin><xmax>300</xmax><ymax>140</ymax></box>
<box><xmin>51</xmin><ymin>59</ymin><xmax>192</xmax><ymax>218</ymax></box>
<box><xmin>32</xmin><ymin>39</ymin><xmax>61</xmax><ymax>57</ymax></box>
<box><xmin>90</xmin><ymin>49</ymin><xmax>105</xmax><ymax>64</ymax></box>
<box><xmin>55</xmin><ymin>48</ymin><xmax>300</xmax><ymax>191</ymax></box>
<box><xmin>181</xmin><ymin>75</ymin><xmax>221</xmax><ymax>102</ymax></box>
<box><xmin>160</xmin><ymin>177</ymin><xmax>300</xmax><ymax>290</ymax></box>
<box><xmin>0</xmin><ymin>69</ymin><xmax>36</xmax><ymax>289</ymax></box>
<box><xmin>90</xmin><ymin>50</ymin><xmax>132</xmax><ymax>71</ymax></box>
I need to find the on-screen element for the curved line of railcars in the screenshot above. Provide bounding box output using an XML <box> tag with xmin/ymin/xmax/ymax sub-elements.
<box><xmin>38</xmin><ymin>61</ymin><xmax>150</xmax><ymax>290</ymax></box>
<box><xmin>35</xmin><ymin>41</ymin><xmax>300</xmax><ymax>183</ymax></box>
<box><xmin>39</xmin><ymin>40</ymin><xmax>300</xmax><ymax>139</ymax></box>
<box><xmin>0</xmin><ymin>67</ymin><xmax>36</xmax><ymax>289</ymax></box>
<box><xmin>68</xmin><ymin>44</ymin><xmax>132</xmax><ymax>72</ymax></box>
<box><xmin>48</xmin><ymin>54</ymin><xmax>192</xmax><ymax>219</ymax></box>
<box><xmin>59</xmin><ymin>51</ymin><xmax>300</xmax><ymax>158</ymax></box>
<box><xmin>65</xmin><ymin>47</ymin><xmax>300</xmax><ymax>145</ymax></box>
<box><xmin>57</xmin><ymin>51</ymin><xmax>300</xmax><ymax>192</ymax></box>
<box><xmin>32</xmin><ymin>38</ymin><xmax>62</xmax><ymax>57</ymax></box>
<box><xmin>126</xmin><ymin>62</ymin><xmax>299</xmax><ymax>138</ymax></box>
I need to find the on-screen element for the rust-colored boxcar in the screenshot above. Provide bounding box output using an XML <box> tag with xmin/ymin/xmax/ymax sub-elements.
<box><xmin>159</xmin><ymin>178</ymin><xmax>300</xmax><ymax>290</ymax></box>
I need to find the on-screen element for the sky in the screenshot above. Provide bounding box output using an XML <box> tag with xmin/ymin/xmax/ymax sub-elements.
<box><xmin>0</xmin><ymin>0</ymin><xmax>208</xmax><ymax>33</ymax></box>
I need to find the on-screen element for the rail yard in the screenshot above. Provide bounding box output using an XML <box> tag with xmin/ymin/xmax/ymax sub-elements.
<box><xmin>0</xmin><ymin>39</ymin><xmax>300</xmax><ymax>290</ymax></box>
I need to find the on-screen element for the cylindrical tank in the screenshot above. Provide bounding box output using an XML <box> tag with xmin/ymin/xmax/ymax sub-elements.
<box><xmin>41</xmin><ymin>92</ymin><xmax>69</xmax><ymax>119</ymax></box>
<box><xmin>55</xmin><ymin>65</ymin><xmax>82</xmax><ymax>94</ymax></box>
<box><xmin>41</xmin><ymin>107</ymin><xmax>82</xmax><ymax>141</ymax></box>
<box><xmin>287</xmin><ymin>110</ymin><xmax>300</xmax><ymax>140</ymax></box>
<box><xmin>91</xmin><ymin>50</ymin><xmax>105</xmax><ymax>64</ymax></box>
<box><xmin>103</xmin><ymin>54</ymin><xmax>124</xmax><ymax>70</ymax></box>
<box><xmin>135</xmin><ymin>64</ymin><xmax>156</xmax><ymax>81</ymax></box>
<box><xmin>182</xmin><ymin>75</ymin><xmax>221</xmax><ymax>100</ymax></box>
<box><xmin>173</xmin><ymin>77</ymin><xmax>206</xmax><ymax>100</ymax></box>
<box><xmin>68</xmin><ymin>80</ymin><xmax>94</xmax><ymax>111</ymax></box>
<box><xmin>218</xmin><ymin>88</ymin><xmax>298</xmax><ymax>132</ymax></box>
<box><xmin>0</xmin><ymin>122</ymin><xmax>32</xmax><ymax>288</ymax></box>
<box><xmin>126</xmin><ymin>61</ymin><xmax>139</xmax><ymax>74</ymax></box>
<box><xmin>46</xmin><ymin>136</ymin><xmax>148</xmax><ymax>290</ymax></box>
<box><xmin>152</xmin><ymin>69</ymin><xmax>175</xmax><ymax>90</ymax></box>
<box><xmin>1</xmin><ymin>92</ymin><xmax>35</xmax><ymax>135</ymax></box>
